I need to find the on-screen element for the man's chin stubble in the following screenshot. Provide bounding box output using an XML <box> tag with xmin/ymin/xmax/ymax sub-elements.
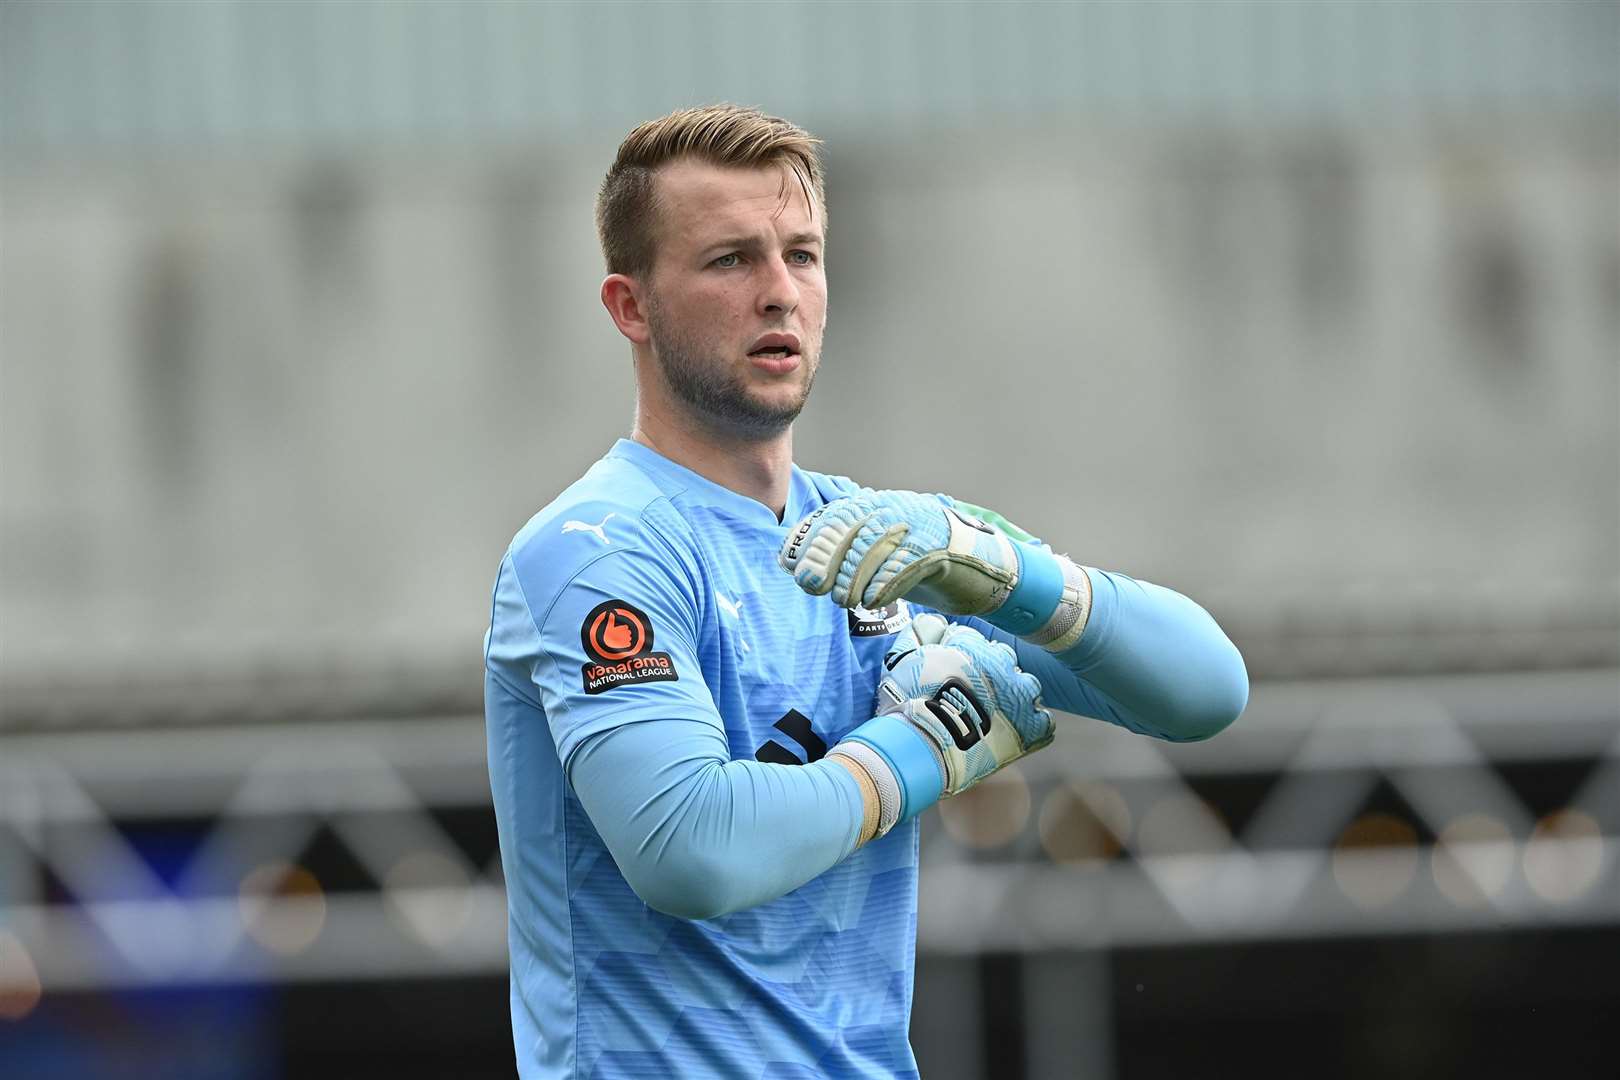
<box><xmin>653</xmin><ymin>347</ymin><xmax>816</xmax><ymax>442</ymax></box>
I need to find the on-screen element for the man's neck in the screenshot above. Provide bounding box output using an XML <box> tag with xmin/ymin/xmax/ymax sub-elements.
<box><xmin>632</xmin><ymin>404</ymin><xmax>795</xmax><ymax>521</ymax></box>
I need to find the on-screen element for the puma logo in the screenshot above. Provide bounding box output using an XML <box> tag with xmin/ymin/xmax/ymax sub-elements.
<box><xmin>562</xmin><ymin>513</ymin><xmax>616</xmax><ymax>544</ymax></box>
<box><xmin>715</xmin><ymin>592</ymin><xmax>750</xmax><ymax>653</ymax></box>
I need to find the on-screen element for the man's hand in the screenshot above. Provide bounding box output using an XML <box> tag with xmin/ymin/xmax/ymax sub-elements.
<box><xmin>780</xmin><ymin>490</ymin><xmax>1091</xmax><ymax>649</ymax></box>
<box><xmin>877</xmin><ymin>614</ymin><xmax>1054</xmax><ymax>797</ymax></box>
<box><xmin>828</xmin><ymin>615</ymin><xmax>1053</xmax><ymax>837</ymax></box>
<box><xmin>779</xmin><ymin>490</ymin><xmax>1018</xmax><ymax>613</ymax></box>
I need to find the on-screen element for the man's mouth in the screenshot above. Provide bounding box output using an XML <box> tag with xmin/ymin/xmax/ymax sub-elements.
<box><xmin>747</xmin><ymin>333</ymin><xmax>801</xmax><ymax>360</ymax></box>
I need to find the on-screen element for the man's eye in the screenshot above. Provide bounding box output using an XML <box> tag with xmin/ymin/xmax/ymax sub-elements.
<box><xmin>713</xmin><ymin>253</ymin><xmax>741</xmax><ymax>268</ymax></box>
<box><xmin>788</xmin><ymin>250</ymin><xmax>817</xmax><ymax>266</ymax></box>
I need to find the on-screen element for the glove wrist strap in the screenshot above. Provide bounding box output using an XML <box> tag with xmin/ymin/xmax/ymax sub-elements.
<box><xmin>837</xmin><ymin>712</ymin><xmax>947</xmax><ymax>824</ymax></box>
<box><xmin>987</xmin><ymin>547</ymin><xmax>1094</xmax><ymax>653</ymax></box>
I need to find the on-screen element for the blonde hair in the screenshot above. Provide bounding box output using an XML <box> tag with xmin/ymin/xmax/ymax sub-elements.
<box><xmin>596</xmin><ymin>104</ymin><xmax>826</xmax><ymax>277</ymax></box>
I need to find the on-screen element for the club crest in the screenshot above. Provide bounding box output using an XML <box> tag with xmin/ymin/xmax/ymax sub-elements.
<box><xmin>848</xmin><ymin>599</ymin><xmax>912</xmax><ymax>637</ymax></box>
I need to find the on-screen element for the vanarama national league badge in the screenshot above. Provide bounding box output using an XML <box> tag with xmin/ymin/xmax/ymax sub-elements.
<box><xmin>579</xmin><ymin>600</ymin><xmax>679</xmax><ymax>694</ymax></box>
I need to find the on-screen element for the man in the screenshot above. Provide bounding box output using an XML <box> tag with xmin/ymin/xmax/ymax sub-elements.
<box><xmin>484</xmin><ymin>105</ymin><xmax>1247</xmax><ymax>1079</ymax></box>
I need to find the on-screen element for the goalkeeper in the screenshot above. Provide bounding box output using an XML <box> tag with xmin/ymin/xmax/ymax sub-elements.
<box><xmin>484</xmin><ymin>105</ymin><xmax>1247</xmax><ymax>1080</ymax></box>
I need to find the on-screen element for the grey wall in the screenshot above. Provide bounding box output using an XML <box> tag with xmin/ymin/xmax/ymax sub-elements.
<box><xmin>4</xmin><ymin>128</ymin><xmax>1615</xmax><ymax>711</ymax></box>
<box><xmin>2</xmin><ymin>1</ymin><xmax>1616</xmax><ymax>717</ymax></box>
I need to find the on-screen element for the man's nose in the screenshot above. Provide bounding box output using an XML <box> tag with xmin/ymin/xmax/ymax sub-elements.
<box><xmin>758</xmin><ymin>256</ymin><xmax>799</xmax><ymax>316</ymax></box>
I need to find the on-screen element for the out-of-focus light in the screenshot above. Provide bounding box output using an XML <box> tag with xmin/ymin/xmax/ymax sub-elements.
<box><xmin>938</xmin><ymin>766</ymin><xmax>1030</xmax><ymax>849</ymax></box>
<box><xmin>113</xmin><ymin>899</ymin><xmax>200</xmax><ymax>979</ymax></box>
<box><xmin>1080</xmin><ymin>782</ymin><xmax>1132</xmax><ymax>844</ymax></box>
<box><xmin>0</xmin><ymin>931</ymin><xmax>43</xmax><ymax>1021</ymax></box>
<box><xmin>384</xmin><ymin>850</ymin><xmax>473</xmax><ymax>947</ymax></box>
<box><xmin>1332</xmin><ymin>813</ymin><xmax>1418</xmax><ymax>909</ymax></box>
<box><xmin>1431</xmin><ymin>813</ymin><xmax>1515</xmax><ymax>907</ymax></box>
<box><xmin>1135</xmin><ymin>793</ymin><xmax>1229</xmax><ymax>858</ymax></box>
<box><xmin>1523</xmin><ymin>809</ymin><xmax>1605</xmax><ymax>904</ymax></box>
<box><xmin>239</xmin><ymin>862</ymin><xmax>326</xmax><ymax>955</ymax></box>
<box><xmin>1038</xmin><ymin>783</ymin><xmax>1127</xmax><ymax>864</ymax></box>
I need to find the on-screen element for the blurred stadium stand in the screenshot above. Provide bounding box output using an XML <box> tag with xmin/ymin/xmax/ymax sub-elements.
<box><xmin>2</xmin><ymin>1</ymin><xmax>1617</xmax><ymax>1077</ymax></box>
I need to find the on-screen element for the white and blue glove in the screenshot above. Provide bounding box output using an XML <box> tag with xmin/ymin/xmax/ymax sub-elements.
<box><xmin>780</xmin><ymin>490</ymin><xmax>1092</xmax><ymax>652</ymax></box>
<box><xmin>827</xmin><ymin>614</ymin><xmax>1053</xmax><ymax>838</ymax></box>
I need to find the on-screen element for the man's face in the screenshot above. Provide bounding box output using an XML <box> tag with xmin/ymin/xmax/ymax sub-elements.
<box><xmin>641</xmin><ymin>159</ymin><xmax>827</xmax><ymax>440</ymax></box>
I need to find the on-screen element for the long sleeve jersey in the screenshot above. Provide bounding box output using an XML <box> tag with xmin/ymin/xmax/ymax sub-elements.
<box><xmin>483</xmin><ymin>438</ymin><xmax>1247</xmax><ymax>1079</ymax></box>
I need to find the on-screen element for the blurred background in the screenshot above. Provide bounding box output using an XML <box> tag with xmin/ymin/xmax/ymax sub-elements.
<box><xmin>2</xmin><ymin>0</ymin><xmax>1616</xmax><ymax>1076</ymax></box>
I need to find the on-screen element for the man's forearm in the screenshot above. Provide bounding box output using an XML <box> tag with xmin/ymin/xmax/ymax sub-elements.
<box><xmin>569</xmin><ymin>717</ymin><xmax>868</xmax><ymax>920</ymax></box>
<box><xmin>914</xmin><ymin>499</ymin><xmax>1247</xmax><ymax>739</ymax></box>
<box><xmin>902</xmin><ymin>500</ymin><xmax>1247</xmax><ymax>739</ymax></box>
<box><xmin>984</xmin><ymin>566</ymin><xmax>1248</xmax><ymax>742</ymax></box>
<box><xmin>779</xmin><ymin>491</ymin><xmax>1249</xmax><ymax>741</ymax></box>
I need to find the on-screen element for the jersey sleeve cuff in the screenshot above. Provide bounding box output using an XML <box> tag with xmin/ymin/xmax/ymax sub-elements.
<box><xmin>828</xmin><ymin>742</ymin><xmax>902</xmax><ymax>839</ymax></box>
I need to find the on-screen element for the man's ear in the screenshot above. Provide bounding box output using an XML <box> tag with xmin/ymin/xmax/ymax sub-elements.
<box><xmin>601</xmin><ymin>274</ymin><xmax>652</xmax><ymax>346</ymax></box>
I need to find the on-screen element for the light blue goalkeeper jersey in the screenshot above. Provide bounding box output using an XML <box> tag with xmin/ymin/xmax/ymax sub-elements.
<box><xmin>485</xmin><ymin>439</ymin><xmax>923</xmax><ymax>1079</ymax></box>
<box><xmin>484</xmin><ymin>438</ymin><xmax>1248</xmax><ymax>1079</ymax></box>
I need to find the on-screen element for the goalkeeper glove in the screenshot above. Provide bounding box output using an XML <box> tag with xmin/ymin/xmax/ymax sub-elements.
<box><xmin>827</xmin><ymin>614</ymin><xmax>1053</xmax><ymax>839</ymax></box>
<box><xmin>780</xmin><ymin>490</ymin><xmax>1092</xmax><ymax>652</ymax></box>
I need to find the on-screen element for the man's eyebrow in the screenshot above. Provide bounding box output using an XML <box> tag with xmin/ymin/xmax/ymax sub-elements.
<box><xmin>703</xmin><ymin>233</ymin><xmax>823</xmax><ymax>252</ymax></box>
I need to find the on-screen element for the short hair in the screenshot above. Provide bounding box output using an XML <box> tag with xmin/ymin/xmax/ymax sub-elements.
<box><xmin>595</xmin><ymin>104</ymin><xmax>826</xmax><ymax>278</ymax></box>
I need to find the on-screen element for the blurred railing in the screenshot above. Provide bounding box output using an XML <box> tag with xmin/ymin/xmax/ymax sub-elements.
<box><xmin>1</xmin><ymin>669</ymin><xmax>1615</xmax><ymax>1001</ymax></box>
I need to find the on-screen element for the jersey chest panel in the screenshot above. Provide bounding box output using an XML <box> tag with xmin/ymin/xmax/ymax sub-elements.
<box><xmin>678</xmin><ymin>504</ymin><xmax>911</xmax><ymax>766</ymax></box>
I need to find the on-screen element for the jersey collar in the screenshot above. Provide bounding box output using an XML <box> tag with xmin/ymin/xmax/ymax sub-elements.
<box><xmin>607</xmin><ymin>439</ymin><xmax>817</xmax><ymax>528</ymax></box>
